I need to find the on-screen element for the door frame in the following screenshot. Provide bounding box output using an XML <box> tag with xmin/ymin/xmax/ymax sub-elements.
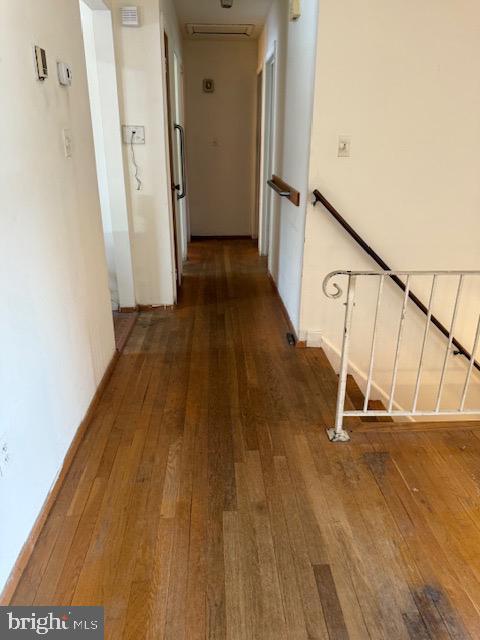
<box><xmin>253</xmin><ymin>68</ymin><xmax>263</xmax><ymax>240</ymax></box>
<box><xmin>172</xmin><ymin>51</ymin><xmax>189</xmax><ymax>263</ymax></box>
<box><xmin>259</xmin><ymin>46</ymin><xmax>277</xmax><ymax>258</ymax></box>
<box><xmin>164</xmin><ymin>31</ymin><xmax>181</xmax><ymax>293</ymax></box>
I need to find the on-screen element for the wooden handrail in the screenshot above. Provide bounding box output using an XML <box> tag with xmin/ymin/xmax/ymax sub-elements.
<box><xmin>268</xmin><ymin>175</ymin><xmax>300</xmax><ymax>207</ymax></box>
<box><xmin>313</xmin><ymin>188</ymin><xmax>480</xmax><ymax>372</ymax></box>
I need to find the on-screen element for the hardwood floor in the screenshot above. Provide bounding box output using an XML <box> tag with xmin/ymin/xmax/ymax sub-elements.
<box><xmin>113</xmin><ymin>311</ymin><xmax>138</xmax><ymax>352</ymax></box>
<box><xmin>12</xmin><ymin>239</ymin><xmax>480</xmax><ymax>639</ymax></box>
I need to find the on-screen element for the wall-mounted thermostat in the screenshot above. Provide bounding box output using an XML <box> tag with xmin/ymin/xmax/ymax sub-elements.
<box><xmin>34</xmin><ymin>45</ymin><xmax>48</xmax><ymax>81</ymax></box>
<box><xmin>57</xmin><ymin>61</ymin><xmax>72</xmax><ymax>87</ymax></box>
<box><xmin>121</xmin><ymin>6</ymin><xmax>140</xmax><ymax>27</ymax></box>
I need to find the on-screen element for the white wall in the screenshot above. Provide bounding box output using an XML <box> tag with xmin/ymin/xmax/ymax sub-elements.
<box><xmin>0</xmin><ymin>0</ymin><xmax>115</xmax><ymax>593</ymax></box>
<box><xmin>111</xmin><ymin>0</ymin><xmax>181</xmax><ymax>304</ymax></box>
<box><xmin>81</xmin><ymin>1</ymin><xmax>137</xmax><ymax>310</ymax></box>
<box><xmin>301</xmin><ymin>0</ymin><xmax>480</xmax><ymax>411</ymax></box>
<box><xmin>258</xmin><ymin>0</ymin><xmax>319</xmax><ymax>333</ymax></box>
<box><xmin>184</xmin><ymin>40</ymin><xmax>258</xmax><ymax>237</ymax></box>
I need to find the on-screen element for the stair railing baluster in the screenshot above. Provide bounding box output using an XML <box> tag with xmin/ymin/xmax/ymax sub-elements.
<box><xmin>460</xmin><ymin>315</ymin><xmax>480</xmax><ymax>411</ymax></box>
<box><xmin>434</xmin><ymin>275</ymin><xmax>464</xmax><ymax>413</ymax></box>
<box><xmin>412</xmin><ymin>275</ymin><xmax>438</xmax><ymax>413</ymax></box>
<box><xmin>326</xmin><ymin>274</ymin><xmax>356</xmax><ymax>442</ymax></box>
<box><xmin>388</xmin><ymin>276</ymin><xmax>411</xmax><ymax>412</ymax></box>
<box><xmin>363</xmin><ymin>275</ymin><xmax>385</xmax><ymax>413</ymax></box>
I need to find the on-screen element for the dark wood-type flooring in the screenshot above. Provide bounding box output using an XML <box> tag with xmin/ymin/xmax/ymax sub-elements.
<box><xmin>12</xmin><ymin>239</ymin><xmax>480</xmax><ymax>639</ymax></box>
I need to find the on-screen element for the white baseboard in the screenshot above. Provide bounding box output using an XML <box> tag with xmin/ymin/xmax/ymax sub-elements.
<box><xmin>306</xmin><ymin>332</ymin><xmax>409</xmax><ymax>418</ymax></box>
<box><xmin>305</xmin><ymin>330</ymin><xmax>323</xmax><ymax>348</ymax></box>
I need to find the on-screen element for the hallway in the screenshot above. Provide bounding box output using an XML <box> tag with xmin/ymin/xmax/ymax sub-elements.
<box><xmin>12</xmin><ymin>240</ymin><xmax>480</xmax><ymax>639</ymax></box>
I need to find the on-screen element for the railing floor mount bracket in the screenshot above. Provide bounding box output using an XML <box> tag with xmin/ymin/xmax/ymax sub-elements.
<box><xmin>326</xmin><ymin>428</ymin><xmax>351</xmax><ymax>443</ymax></box>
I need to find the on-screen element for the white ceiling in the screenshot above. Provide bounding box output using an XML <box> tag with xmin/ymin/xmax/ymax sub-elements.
<box><xmin>174</xmin><ymin>0</ymin><xmax>273</xmax><ymax>39</ymax></box>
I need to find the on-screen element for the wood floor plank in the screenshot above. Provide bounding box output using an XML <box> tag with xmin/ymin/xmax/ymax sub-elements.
<box><xmin>273</xmin><ymin>454</ymin><xmax>330</xmax><ymax>639</ymax></box>
<box><xmin>313</xmin><ymin>564</ymin><xmax>350</xmax><ymax>640</ymax></box>
<box><xmin>255</xmin><ymin>435</ymin><xmax>308</xmax><ymax>639</ymax></box>
<box><xmin>235</xmin><ymin>453</ymin><xmax>286</xmax><ymax>640</ymax></box>
<box><xmin>223</xmin><ymin>510</ymin><xmax>249</xmax><ymax>640</ymax></box>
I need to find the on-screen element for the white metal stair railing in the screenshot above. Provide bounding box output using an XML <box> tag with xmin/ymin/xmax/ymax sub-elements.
<box><xmin>323</xmin><ymin>270</ymin><xmax>480</xmax><ymax>442</ymax></box>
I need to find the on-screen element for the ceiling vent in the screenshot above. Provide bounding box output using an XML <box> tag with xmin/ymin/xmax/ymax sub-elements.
<box><xmin>186</xmin><ymin>24</ymin><xmax>254</xmax><ymax>38</ymax></box>
<box><xmin>121</xmin><ymin>6</ymin><xmax>140</xmax><ymax>27</ymax></box>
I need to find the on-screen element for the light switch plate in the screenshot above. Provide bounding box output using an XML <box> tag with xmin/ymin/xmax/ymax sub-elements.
<box><xmin>122</xmin><ymin>126</ymin><xmax>145</xmax><ymax>144</ymax></box>
<box><xmin>337</xmin><ymin>136</ymin><xmax>351</xmax><ymax>157</ymax></box>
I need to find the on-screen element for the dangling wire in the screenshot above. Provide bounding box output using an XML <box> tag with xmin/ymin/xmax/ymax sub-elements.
<box><xmin>130</xmin><ymin>131</ymin><xmax>142</xmax><ymax>191</ymax></box>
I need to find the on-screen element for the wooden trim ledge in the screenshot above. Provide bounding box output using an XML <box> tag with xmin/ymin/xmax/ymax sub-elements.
<box><xmin>118</xmin><ymin>306</ymin><xmax>138</xmax><ymax>313</ymax></box>
<box><xmin>137</xmin><ymin>304</ymin><xmax>174</xmax><ymax>312</ymax></box>
<box><xmin>0</xmin><ymin>349</ymin><xmax>120</xmax><ymax>605</ymax></box>
<box><xmin>356</xmin><ymin>420</ymin><xmax>480</xmax><ymax>434</ymax></box>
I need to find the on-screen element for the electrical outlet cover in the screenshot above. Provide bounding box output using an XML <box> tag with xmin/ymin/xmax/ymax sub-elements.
<box><xmin>122</xmin><ymin>126</ymin><xmax>145</xmax><ymax>144</ymax></box>
<box><xmin>57</xmin><ymin>61</ymin><xmax>73</xmax><ymax>87</ymax></box>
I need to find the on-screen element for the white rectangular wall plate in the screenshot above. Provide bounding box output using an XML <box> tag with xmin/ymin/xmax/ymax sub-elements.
<box><xmin>337</xmin><ymin>136</ymin><xmax>351</xmax><ymax>157</ymax></box>
<box><xmin>121</xmin><ymin>6</ymin><xmax>140</xmax><ymax>27</ymax></box>
<box><xmin>57</xmin><ymin>61</ymin><xmax>72</xmax><ymax>87</ymax></box>
<box><xmin>122</xmin><ymin>125</ymin><xmax>145</xmax><ymax>144</ymax></box>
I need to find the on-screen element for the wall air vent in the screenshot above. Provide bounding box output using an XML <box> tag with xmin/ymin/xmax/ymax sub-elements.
<box><xmin>121</xmin><ymin>6</ymin><xmax>140</xmax><ymax>27</ymax></box>
<box><xmin>185</xmin><ymin>24</ymin><xmax>255</xmax><ymax>39</ymax></box>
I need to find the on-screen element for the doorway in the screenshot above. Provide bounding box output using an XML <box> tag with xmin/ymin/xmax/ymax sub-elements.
<box><xmin>79</xmin><ymin>0</ymin><xmax>136</xmax><ymax>313</ymax></box>
<box><xmin>183</xmin><ymin>39</ymin><xmax>258</xmax><ymax>237</ymax></box>
<box><xmin>259</xmin><ymin>51</ymin><xmax>276</xmax><ymax>259</ymax></box>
